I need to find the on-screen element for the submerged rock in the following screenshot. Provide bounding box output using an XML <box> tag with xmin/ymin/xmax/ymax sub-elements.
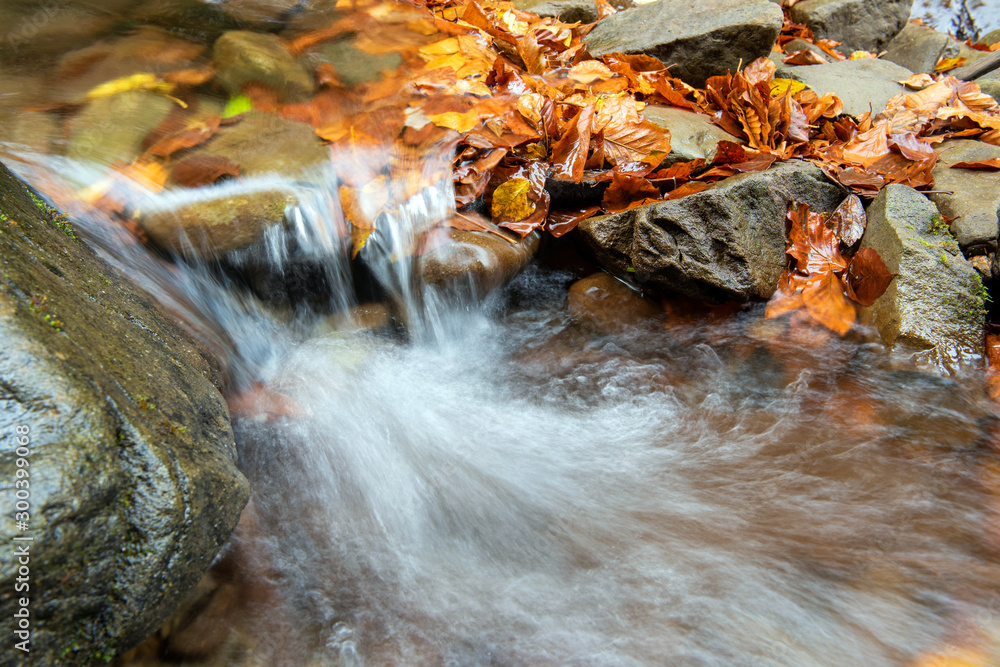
<box><xmin>568</xmin><ymin>272</ymin><xmax>661</xmax><ymax>334</ymax></box>
<box><xmin>584</xmin><ymin>0</ymin><xmax>784</xmax><ymax>87</ymax></box>
<box><xmin>138</xmin><ymin>188</ymin><xmax>297</xmax><ymax>257</ymax></box>
<box><xmin>577</xmin><ymin>160</ymin><xmax>844</xmax><ymax>303</ymax></box>
<box><xmin>784</xmin><ymin>59</ymin><xmax>911</xmax><ymax>118</ymax></box>
<box><xmin>859</xmin><ymin>184</ymin><xmax>985</xmax><ymax>370</ymax></box>
<box><xmin>67</xmin><ymin>91</ymin><xmax>176</xmax><ymax>166</ymax></box>
<box><xmin>789</xmin><ymin>0</ymin><xmax>913</xmax><ymax>54</ymax></box>
<box><xmin>213</xmin><ymin>31</ymin><xmax>315</xmax><ymax>102</ymax></box>
<box><xmin>0</xmin><ymin>162</ymin><xmax>248</xmax><ymax>663</ymax></box>
<box><xmin>928</xmin><ymin>139</ymin><xmax>1000</xmax><ymax>255</ymax></box>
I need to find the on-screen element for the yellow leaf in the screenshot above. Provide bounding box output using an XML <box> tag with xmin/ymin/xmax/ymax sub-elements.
<box><xmin>427</xmin><ymin>109</ymin><xmax>481</xmax><ymax>132</ymax></box>
<box><xmin>351</xmin><ymin>226</ymin><xmax>374</xmax><ymax>259</ymax></box>
<box><xmin>848</xmin><ymin>50</ymin><xmax>877</xmax><ymax>59</ymax></box>
<box><xmin>423</xmin><ymin>53</ymin><xmax>466</xmax><ymax>72</ymax></box>
<box><xmin>935</xmin><ymin>56</ymin><xmax>967</xmax><ymax>72</ymax></box>
<box><xmin>85</xmin><ymin>73</ymin><xmax>176</xmax><ymax>100</ymax></box>
<box><xmin>520</xmin><ymin>142</ymin><xmax>548</xmax><ymax>160</ymax></box>
<box><xmin>492</xmin><ymin>178</ymin><xmax>535</xmax><ymax>223</ymax></box>
<box><xmin>419</xmin><ymin>37</ymin><xmax>460</xmax><ymax>57</ymax></box>
<box><xmin>770</xmin><ymin>78</ymin><xmax>808</xmax><ymax>98</ymax></box>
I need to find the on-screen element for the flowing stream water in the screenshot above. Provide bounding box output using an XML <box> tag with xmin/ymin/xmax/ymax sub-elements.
<box><xmin>2</xmin><ymin>1</ymin><xmax>1000</xmax><ymax>665</ymax></box>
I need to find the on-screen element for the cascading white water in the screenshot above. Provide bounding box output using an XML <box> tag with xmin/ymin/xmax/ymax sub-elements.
<box><xmin>9</xmin><ymin>145</ymin><xmax>1000</xmax><ymax>665</ymax></box>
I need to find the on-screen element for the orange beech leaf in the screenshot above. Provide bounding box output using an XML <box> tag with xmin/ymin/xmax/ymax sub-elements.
<box><xmin>845</xmin><ymin>247</ymin><xmax>894</xmax><ymax>306</ymax></box>
<box><xmin>516</xmin><ymin>29</ymin><xmax>547</xmax><ymax>75</ymax></box>
<box><xmin>170</xmin><ymin>156</ymin><xmax>240</xmax><ymax>187</ymax></box>
<box><xmin>934</xmin><ymin>56</ymin><xmax>967</xmax><ymax>72</ymax></box>
<box><xmin>782</xmin><ymin>49</ymin><xmax>827</xmax><ymax>65</ymax></box>
<box><xmin>743</xmin><ymin>57</ymin><xmax>776</xmax><ymax>86</ymax></box>
<box><xmin>648</xmin><ymin>158</ymin><xmax>705</xmax><ymax>184</ymax></box>
<box><xmin>827</xmin><ymin>194</ymin><xmax>866</xmax><ymax>246</ymax></box>
<box><xmin>899</xmin><ymin>72</ymin><xmax>937</xmax><ymax>89</ymax></box>
<box><xmin>163</xmin><ymin>67</ymin><xmax>216</xmax><ymax>87</ymax></box>
<box><xmin>594</xmin><ymin>0</ymin><xmax>617</xmax><ymax>20</ymax></box>
<box><xmin>602</xmin><ymin>172</ymin><xmax>660</xmax><ymax>212</ymax></box>
<box><xmin>765</xmin><ymin>271</ymin><xmax>807</xmax><ymax>319</ymax></box>
<box><xmin>550</xmin><ymin>105</ymin><xmax>595</xmax><ymax>182</ymax></box>
<box><xmin>664</xmin><ymin>181</ymin><xmax>709</xmax><ymax>200</ymax></box>
<box><xmin>545</xmin><ymin>205</ymin><xmax>601</xmax><ymax>237</ymax></box>
<box><xmin>144</xmin><ymin>117</ymin><xmax>221</xmax><ymax>158</ymax></box>
<box><xmin>840</xmin><ymin>125</ymin><xmax>891</xmax><ymax>167</ymax></box>
<box><xmin>889</xmin><ymin>131</ymin><xmax>936</xmax><ymax>161</ymax></box>
<box><xmin>568</xmin><ymin>61</ymin><xmax>616</xmax><ymax>85</ymax></box>
<box><xmin>802</xmin><ymin>271</ymin><xmax>855</xmax><ymax>335</ymax></box>
<box><xmin>951</xmin><ymin>158</ymin><xmax>1000</xmax><ymax>170</ymax></box>
<box><xmin>788</xmin><ymin>202</ymin><xmax>848</xmax><ymax>274</ymax></box>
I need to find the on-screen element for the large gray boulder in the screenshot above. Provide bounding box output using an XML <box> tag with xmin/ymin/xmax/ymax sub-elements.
<box><xmin>584</xmin><ymin>0</ymin><xmax>784</xmax><ymax>87</ymax></box>
<box><xmin>859</xmin><ymin>184</ymin><xmax>985</xmax><ymax>371</ymax></box>
<box><xmin>927</xmin><ymin>139</ymin><xmax>1000</xmax><ymax>256</ymax></box>
<box><xmin>0</xmin><ymin>162</ymin><xmax>248</xmax><ymax>665</ymax></box>
<box><xmin>577</xmin><ymin>160</ymin><xmax>844</xmax><ymax>302</ymax></box>
<box><xmin>785</xmin><ymin>58</ymin><xmax>911</xmax><ymax>117</ymax></box>
<box><xmin>883</xmin><ymin>21</ymin><xmax>959</xmax><ymax>74</ymax></box>
<box><xmin>789</xmin><ymin>0</ymin><xmax>913</xmax><ymax>54</ymax></box>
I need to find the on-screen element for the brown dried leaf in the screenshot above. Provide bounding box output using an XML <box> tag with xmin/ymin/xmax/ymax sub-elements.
<box><xmin>602</xmin><ymin>172</ymin><xmax>660</xmax><ymax>212</ymax></box>
<box><xmin>550</xmin><ymin>105</ymin><xmax>595</xmax><ymax>182</ymax></box>
<box><xmin>951</xmin><ymin>158</ymin><xmax>1000</xmax><ymax>170</ymax></box>
<box><xmin>170</xmin><ymin>156</ymin><xmax>240</xmax><ymax>187</ymax></box>
<box><xmin>845</xmin><ymin>246</ymin><xmax>894</xmax><ymax>306</ymax></box>
<box><xmin>802</xmin><ymin>271</ymin><xmax>855</xmax><ymax>335</ymax></box>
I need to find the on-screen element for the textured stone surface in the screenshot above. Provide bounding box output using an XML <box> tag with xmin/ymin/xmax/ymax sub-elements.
<box><xmin>213</xmin><ymin>31</ymin><xmax>315</xmax><ymax>102</ymax></box>
<box><xmin>927</xmin><ymin>139</ymin><xmax>1000</xmax><ymax>255</ymax></box>
<box><xmin>789</xmin><ymin>0</ymin><xmax>913</xmax><ymax>54</ymax></box>
<box><xmin>584</xmin><ymin>0</ymin><xmax>784</xmax><ymax>87</ymax></box>
<box><xmin>577</xmin><ymin>160</ymin><xmax>844</xmax><ymax>302</ymax></box>
<box><xmin>138</xmin><ymin>188</ymin><xmax>297</xmax><ymax>257</ymax></box>
<box><xmin>883</xmin><ymin>21</ymin><xmax>957</xmax><ymax>74</ymax></box>
<box><xmin>785</xmin><ymin>59</ymin><xmax>912</xmax><ymax>117</ymax></box>
<box><xmin>67</xmin><ymin>92</ymin><xmax>175</xmax><ymax>165</ymax></box>
<box><xmin>642</xmin><ymin>105</ymin><xmax>739</xmax><ymax>165</ymax></box>
<box><xmin>513</xmin><ymin>0</ymin><xmax>597</xmax><ymax>23</ymax></box>
<box><xmin>0</xmin><ymin>162</ymin><xmax>248</xmax><ymax>665</ymax></box>
<box><xmin>859</xmin><ymin>185</ymin><xmax>985</xmax><ymax>370</ymax></box>
<box><xmin>186</xmin><ymin>111</ymin><xmax>330</xmax><ymax>179</ymax></box>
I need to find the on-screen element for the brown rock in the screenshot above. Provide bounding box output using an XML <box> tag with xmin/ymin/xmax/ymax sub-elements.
<box><xmin>568</xmin><ymin>272</ymin><xmax>661</xmax><ymax>333</ymax></box>
<box><xmin>419</xmin><ymin>228</ymin><xmax>539</xmax><ymax>296</ymax></box>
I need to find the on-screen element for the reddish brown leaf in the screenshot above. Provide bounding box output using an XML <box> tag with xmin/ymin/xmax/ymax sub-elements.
<box><xmin>145</xmin><ymin>117</ymin><xmax>221</xmax><ymax>158</ymax></box>
<box><xmin>802</xmin><ymin>271</ymin><xmax>855</xmax><ymax>335</ymax></box>
<box><xmin>545</xmin><ymin>205</ymin><xmax>601</xmax><ymax>237</ymax></box>
<box><xmin>788</xmin><ymin>202</ymin><xmax>848</xmax><ymax>274</ymax></box>
<box><xmin>664</xmin><ymin>181</ymin><xmax>709</xmax><ymax>200</ymax></box>
<box><xmin>170</xmin><ymin>156</ymin><xmax>240</xmax><ymax>187</ymax></box>
<box><xmin>782</xmin><ymin>49</ymin><xmax>828</xmax><ymax>65</ymax></box>
<box><xmin>602</xmin><ymin>172</ymin><xmax>660</xmax><ymax>212</ymax></box>
<box><xmin>951</xmin><ymin>158</ymin><xmax>1000</xmax><ymax>170</ymax></box>
<box><xmin>889</xmin><ymin>132</ymin><xmax>937</xmax><ymax>161</ymax></box>
<box><xmin>550</xmin><ymin>105</ymin><xmax>595</xmax><ymax>182</ymax></box>
<box><xmin>845</xmin><ymin>247</ymin><xmax>895</xmax><ymax>306</ymax></box>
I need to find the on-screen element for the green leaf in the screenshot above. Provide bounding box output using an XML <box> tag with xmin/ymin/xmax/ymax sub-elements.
<box><xmin>223</xmin><ymin>94</ymin><xmax>253</xmax><ymax>119</ymax></box>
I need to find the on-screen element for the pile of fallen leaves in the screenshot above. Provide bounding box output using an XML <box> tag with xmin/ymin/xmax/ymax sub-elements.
<box><xmin>30</xmin><ymin>0</ymin><xmax>1000</xmax><ymax>334</ymax></box>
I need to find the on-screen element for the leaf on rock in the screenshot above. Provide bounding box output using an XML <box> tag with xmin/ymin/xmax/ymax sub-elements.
<box><xmin>770</xmin><ymin>78</ymin><xmax>808</xmax><ymax>98</ymax></box>
<box><xmin>845</xmin><ymin>247</ymin><xmax>894</xmax><ymax>306</ymax></box>
<box><xmin>788</xmin><ymin>202</ymin><xmax>848</xmax><ymax>274</ymax></box>
<box><xmin>782</xmin><ymin>49</ymin><xmax>827</xmax><ymax>65</ymax></box>
<box><xmin>171</xmin><ymin>156</ymin><xmax>240</xmax><ymax>187</ymax></box>
<box><xmin>545</xmin><ymin>205</ymin><xmax>601</xmax><ymax>237</ymax></box>
<box><xmin>492</xmin><ymin>178</ymin><xmax>536</xmax><ymax>223</ymax></box>
<box><xmin>934</xmin><ymin>56</ymin><xmax>967</xmax><ymax>72</ymax></box>
<box><xmin>550</xmin><ymin>105</ymin><xmax>595</xmax><ymax>182</ymax></box>
<box><xmin>951</xmin><ymin>158</ymin><xmax>1000</xmax><ymax>170</ymax></box>
<box><xmin>827</xmin><ymin>194</ymin><xmax>866</xmax><ymax>246</ymax></box>
<box><xmin>602</xmin><ymin>172</ymin><xmax>660</xmax><ymax>212</ymax></box>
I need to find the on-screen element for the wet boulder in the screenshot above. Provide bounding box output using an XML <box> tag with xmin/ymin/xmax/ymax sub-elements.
<box><xmin>584</xmin><ymin>0</ymin><xmax>784</xmax><ymax>87</ymax></box>
<box><xmin>213</xmin><ymin>31</ymin><xmax>315</xmax><ymax>102</ymax></box>
<box><xmin>859</xmin><ymin>184</ymin><xmax>985</xmax><ymax>371</ymax></box>
<box><xmin>568</xmin><ymin>272</ymin><xmax>662</xmax><ymax>334</ymax></box>
<box><xmin>67</xmin><ymin>92</ymin><xmax>176</xmax><ymax>166</ymax></box>
<box><xmin>0</xmin><ymin>162</ymin><xmax>248</xmax><ymax>663</ymax></box>
<box><xmin>577</xmin><ymin>160</ymin><xmax>844</xmax><ymax>303</ymax></box>
<box><xmin>783</xmin><ymin>59</ymin><xmax>911</xmax><ymax>118</ymax></box>
<box><xmin>927</xmin><ymin>140</ymin><xmax>1000</xmax><ymax>256</ymax></box>
<box><xmin>419</xmin><ymin>226</ymin><xmax>540</xmax><ymax>297</ymax></box>
<box><xmin>788</xmin><ymin>0</ymin><xmax>912</xmax><ymax>54</ymax></box>
<box><xmin>184</xmin><ymin>111</ymin><xmax>330</xmax><ymax>179</ymax></box>
<box><xmin>137</xmin><ymin>187</ymin><xmax>297</xmax><ymax>257</ymax></box>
